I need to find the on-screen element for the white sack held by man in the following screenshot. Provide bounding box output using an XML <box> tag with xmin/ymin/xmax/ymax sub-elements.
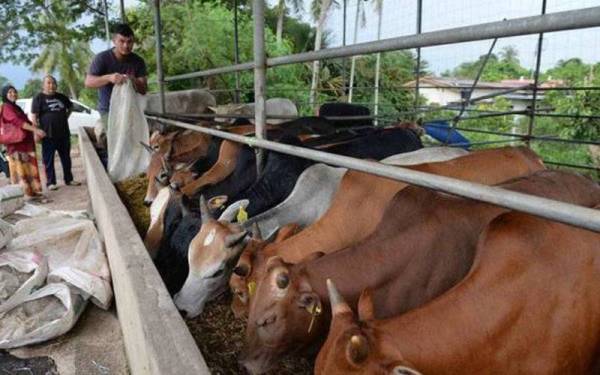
<box><xmin>107</xmin><ymin>80</ymin><xmax>150</xmax><ymax>182</ymax></box>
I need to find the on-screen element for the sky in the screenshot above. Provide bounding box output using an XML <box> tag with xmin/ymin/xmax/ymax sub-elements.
<box><xmin>2</xmin><ymin>0</ymin><xmax>600</xmax><ymax>90</ymax></box>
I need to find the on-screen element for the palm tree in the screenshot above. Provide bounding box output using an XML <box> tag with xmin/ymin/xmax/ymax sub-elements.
<box><xmin>309</xmin><ymin>0</ymin><xmax>335</xmax><ymax>112</ymax></box>
<box><xmin>31</xmin><ymin>0</ymin><xmax>93</xmax><ymax>99</ymax></box>
<box><xmin>275</xmin><ymin>0</ymin><xmax>303</xmax><ymax>46</ymax></box>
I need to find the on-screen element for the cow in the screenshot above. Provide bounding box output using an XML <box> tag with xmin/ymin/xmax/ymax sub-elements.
<box><xmin>318</xmin><ymin>102</ymin><xmax>372</xmax><ymax>128</ymax></box>
<box><xmin>230</xmin><ymin>146</ymin><xmax>544</xmax><ymax>320</ymax></box>
<box><xmin>240</xmin><ymin>170</ymin><xmax>600</xmax><ymax>374</ymax></box>
<box><xmin>142</xmin><ymin>129</ymin><xmax>213</xmax><ymax>205</ymax></box>
<box><xmin>317</xmin><ymin>205</ymin><xmax>600</xmax><ymax>375</ymax></box>
<box><xmin>236</xmin><ymin>147</ymin><xmax>468</xmax><ymax>240</ymax></box>
<box><xmin>209</xmin><ymin>98</ymin><xmax>298</xmax><ymax>125</ymax></box>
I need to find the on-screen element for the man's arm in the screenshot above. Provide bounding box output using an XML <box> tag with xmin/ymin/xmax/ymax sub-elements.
<box><xmin>130</xmin><ymin>76</ymin><xmax>148</xmax><ymax>95</ymax></box>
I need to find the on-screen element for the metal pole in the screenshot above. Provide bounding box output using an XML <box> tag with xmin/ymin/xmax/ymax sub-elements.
<box><xmin>348</xmin><ymin>0</ymin><xmax>361</xmax><ymax>102</ymax></box>
<box><xmin>162</xmin><ymin>7</ymin><xmax>600</xmax><ymax>82</ymax></box>
<box><xmin>153</xmin><ymin>0</ymin><xmax>166</xmax><ymax>113</ymax></box>
<box><xmin>342</xmin><ymin>0</ymin><xmax>348</xmax><ymax>95</ymax></box>
<box><xmin>103</xmin><ymin>0</ymin><xmax>110</xmax><ymax>48</ymax></box>
<box><xmin>527</xmin><ymin>0</ymin><xmax>547</xmax><ymax>147</ymax></box>
<box><xmin>120</xmin><ymin>0</ymin><xmax>126</xmax><ymax>22</ymax></box>
<box><xmin>146</xmin><ymin>115</ymin><xmax>600</xmax><ymax>233</ymax></box>
<box><xmin>414</xmin><ymin>0</ymin><xmax>423</xmax><ymax>116</ymax></box>
<box><xmin>373</xmin><ymin>0</ymin><xmax>383</xmax><ymax>126</ymax></box>
<box><xmin>253</xmin><ymin>0</ymin><xmax>267</xmax><ymax>173</ymax></box>
<box><xmin>233</xmin><ymin>0</ymin><xmax>241</xmax><ymax>103</ymax></box>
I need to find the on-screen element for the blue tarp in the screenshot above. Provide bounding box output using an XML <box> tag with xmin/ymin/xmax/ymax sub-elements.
<box><xmin>424</xmin><ymin>121</ymin><xmax>471</xmax><ymax>150</ymax></box>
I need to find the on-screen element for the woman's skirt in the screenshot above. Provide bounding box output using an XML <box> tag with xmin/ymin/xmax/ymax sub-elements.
<box><xmin>7</xmin><ymin>151</ymin><xmax>42</xmax><ymax>197</ymax></box>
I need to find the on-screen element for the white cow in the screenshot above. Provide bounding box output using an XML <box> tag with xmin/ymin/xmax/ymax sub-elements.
<box><xmin>209</xmin><ymin>98</ymin><xmax>298</xmax><ymax>125</ymax></box>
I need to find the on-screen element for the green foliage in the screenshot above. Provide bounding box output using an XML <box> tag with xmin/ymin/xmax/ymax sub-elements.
<box><xmin>0</xmin><ymin>75</ymin><xmax>9</xmax><ymax>88</ymax></box>
<box><xmin>20</xmin><ymin>78</ymin><xmax>42</xmax><ymax>98</ymax></box>
<box><xmin>449</xmin><ymin>46</ymin><xmax>530</xmax><ymax>82</ymax></box>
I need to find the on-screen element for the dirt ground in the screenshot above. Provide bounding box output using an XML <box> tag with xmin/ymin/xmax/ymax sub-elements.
<box><xmin>1</xmin><ymin>143</ymin><xmax>129</xmax><ymax>375</ymax></box>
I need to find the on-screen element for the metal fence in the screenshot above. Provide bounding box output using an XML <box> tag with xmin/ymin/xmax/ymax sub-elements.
<box><xmin>148</xmin><ymin>0</ymin><xmax>600</xmax><ymax>232</ymax></box>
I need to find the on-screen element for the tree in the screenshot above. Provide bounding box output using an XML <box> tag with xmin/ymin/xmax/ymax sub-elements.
<box><xmin>449</xmin><ymin>46</ymin><xmax>529</xmax><ymax>82</ymax></box>
<box><xmin>274</xmin><ymin>0</ymin><xmax>303</xmax><ymax>46</ymax></box>
<box><xmin>20</xmin><ymin>78</ymin><xmax>43</xmax><ymax>98</ymax></box>
<box><xmin>309</xmin><ymin>0</ymin><xmax>334</xmax><ymax>112</ymax></box>
<box><xmin>0</xmin><ymin>75</ymin><xmax>8</xmax><ymax>88</ymax></box>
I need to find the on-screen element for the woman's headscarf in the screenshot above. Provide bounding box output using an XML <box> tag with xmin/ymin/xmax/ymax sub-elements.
<box><xmin>1</xmin><ymin>85</ymin><xmax>16</xmax><ymax>104</ymax></box>
<box><xmin>1</xmin><ymin>85</ymin><xmax>27</xmax><ymax>117</ymax></box>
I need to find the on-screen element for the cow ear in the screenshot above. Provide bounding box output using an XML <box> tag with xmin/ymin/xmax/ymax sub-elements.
<box><xmin>165</xmin><ymin>131</ymin><xmax>179</xmax><ymax>140</ymax></box>
<box><xmin>273</xmin><ymin>223</ymin><xmax>299</xmax><ymax>243</ymax></box>
<box><xmin>346</xmin><ymin>334</ymin><xmax>369</xmax><ymax>366</ymax></box>
<box><xmin>391</xmin><ymin>365</ymin><xmax>423</xmax><ymax>375</ymax></box>
<box><xmin>224</xmin><ymin>230</ymin><xmax>249</xmax><ymax>249</ymax></box>
<box><xmin>208</xmin><ymin>106</ymin><xmax>218</xmax><ymax>113</ymax></box>
<box><xmin>199</xmin><ymin>195</ymin><xmax>213</xmax><ymax>225</ymax></box>
<box><xmin>358</xmin><ymin>288</ymin><xmax>375</xmax><ymax>321</ymax></box>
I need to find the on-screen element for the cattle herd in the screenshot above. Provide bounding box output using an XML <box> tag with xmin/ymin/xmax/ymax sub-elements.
<box><xmin>135</xmin><ymin>101</ymin><xmax>600</xmax><ymax>374</ymax></box>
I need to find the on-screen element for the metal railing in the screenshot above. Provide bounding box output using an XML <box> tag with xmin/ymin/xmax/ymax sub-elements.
<box><xmin>150</xmin><ymin>1</ymin><xmax>600</xmax><ymax>233</ymax></box>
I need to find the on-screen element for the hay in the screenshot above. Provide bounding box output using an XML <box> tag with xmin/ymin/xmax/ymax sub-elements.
<box><xmin>114</xmin><ymin>174</ymin><xmax>150</xmax><ymax>237</ymax></box>
<box><xmin>186</xmin><ymin>292</ymin><xmax>314</xmax><ymax>375</ymax></box>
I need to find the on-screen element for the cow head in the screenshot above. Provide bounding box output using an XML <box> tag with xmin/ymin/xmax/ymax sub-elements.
<box><xmin>239</xmin><ymin>256</ymin><xmax>327</xmax><ymax>374</ymax></box>
<box><xmin>143</xmin><ymin>131</ymin><xmax>179</xmax><ymax>205</ymax></box>
<box><xmin>229</xmin><ymin>223</ymin><xmax>300</xmax><ymax>319</ymax></box>
<box><xmin>315</xmin><ymin>280</ymin><xmax>422</xmax><ymax>375</ymax></box>
<box><xmin>173</xmin><ymin>197</ymin><xmax>250</xmax><ymax>318</ymax></box>
<box><xmin>143</xmin><ymin>186</ymin><xmax>177</xmax><ymax>258</ymax></box>
<box><xmin>209</xmin><ymin>104</ymin><xmax>252</xmax><ymax>124</ymax></box>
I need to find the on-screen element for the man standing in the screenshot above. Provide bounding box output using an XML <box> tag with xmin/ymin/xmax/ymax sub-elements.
<box><xmin>31</xmin><ymin>75</ymin><xmax>81</xmax><ymax>190</ymax></box>
<box><xmin>84</xmin><ymin>23</ymin><xmax>147</xmax><ymax>146</ymax></box>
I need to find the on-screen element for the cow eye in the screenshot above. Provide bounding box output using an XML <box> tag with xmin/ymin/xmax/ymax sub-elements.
<box><xmin>276</xmin><ymin>273</ymin><xmax>289</xmax><ymax>289</ymax></box>
<box><xmin>208</xmin><ymin>268</ymin><xmax>224</xmax><ymax>279</ymax></box>
<box><xmin>233</xmin><ymin>264</ymin><xmax>249</xmax><ymax>277</ymax></box>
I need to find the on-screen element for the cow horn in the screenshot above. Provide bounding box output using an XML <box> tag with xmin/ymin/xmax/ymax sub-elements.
<box><xmin>224</xmin><ymin>231</ymin><xmax>248</xmax><ymax>248</ymax></box>
<box><xmin>346</xmin><ymin>334</ymin><xmax>369</xmax><ymax>365</ymax></box>
<box><xmin>199</xmin><ymin>195</ymin><xmax>212</xmax><ymax>224</ymax></box>
<box><xmin>327</xmin><ymin>279</ymin><xmax>351</xmax><ymax>316</ymax></box>
<box><xmin>251</xmin><ymin>222</ymin><xmax>262</xmax><ymax>240</ymax></box>
<box><xmin>392</xmin><ymin>365</ymin><xmax>423</xmax><ymax>375</ymax></box>
<box><xmin>140</xmin><ymin>141</ymin><xmax>155</xmax><ymax>154</ymax></box>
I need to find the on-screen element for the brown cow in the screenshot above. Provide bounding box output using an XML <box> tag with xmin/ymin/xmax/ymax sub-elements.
<box><xmin>241</xmin><ymin>170</ymin><xmax>600</xmax><ymax>374</ymax></box>
<box><xmin>143</xmin><ymin>129</ymin><xmax>213</xmax><ymax>205</ymax></box>
<box><xmin>230</xmin><ymin>146</ymin><xmax>545</xmax><ymax>318</ymax></box>
<box><xmin>317</xmin><ymin>205</ymin><xmax>600</xmax><ymax>375</ymax></box>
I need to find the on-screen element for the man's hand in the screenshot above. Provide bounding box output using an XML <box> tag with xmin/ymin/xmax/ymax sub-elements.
<box><xmin>109</xmin><ymin>73</ymin><xmax>128</xmax><ymax>85</ymax></box>
<box><xmin>34</xmin><ymin>128</ymin><xmax>46</xmax><ymax>142</ymax></box>
<box><xmin>128</xmin><ymin>75</ymin><xmax>148</xmax><ymax>95</ymax></box>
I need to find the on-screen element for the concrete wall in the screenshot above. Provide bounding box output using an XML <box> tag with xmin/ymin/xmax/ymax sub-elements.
<box><xmin>78</xmin><ymin>128</ymin><xmax>209</xmax><ymax>375</ymax></box>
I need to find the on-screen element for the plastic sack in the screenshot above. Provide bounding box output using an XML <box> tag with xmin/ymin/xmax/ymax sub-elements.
<box><xmin>0</xmin><ymin>184</ymin><xmax>24</xmax><ymax>217</ymax></box>
<box><xmin>0</xmin><ymin>218</ymin><xmax>13</xmax><ymax>250</ymax></box>
<box><xmin>0</xmin><ymin>210</ymin><xmax>112</xmax><ymax>348</ymax></box>
<box><xmin>107</xmin><ymin>80</ymin><xmax>151</xmax><ymax>182</ymax></box>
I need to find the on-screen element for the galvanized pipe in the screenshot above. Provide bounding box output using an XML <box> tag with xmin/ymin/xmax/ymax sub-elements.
<box><xmin>164</xmin><ymin>62</ymin><xmax>255</xmax><ymax>82</ymax></box>
<box><xmin>153</xmin><ymin>0</ymin><xmax>166</xmax><ymax>113</ymax></box>
<box><xmin>146</xmin><ymin>115</ymin><xmax>600</xmax><ymax>233</ymax></box>
<box><xmin>527</xmin><ymin>0</ymin><xmax>547</xmax><ymax>147</ymax></box>
<box><xmin>120</xmin><ymin>0</ymin><xmax>126</xmax><ymax>22</ymax></box>
<box><xmin>414</xmin><ymin>0</ymin><xmax>423</xmax><ymax>114</ymax></box>
<box><xmin>253</xmin><ymin>0</ymin><xmax>266</xmax><ymax>173</ymax></box>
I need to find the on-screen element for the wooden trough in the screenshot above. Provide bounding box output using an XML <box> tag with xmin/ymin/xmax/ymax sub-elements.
<box><xmin>78</xmin><ymin>128</ymin><xmax>209</xmax><ymax>374</ymax></box>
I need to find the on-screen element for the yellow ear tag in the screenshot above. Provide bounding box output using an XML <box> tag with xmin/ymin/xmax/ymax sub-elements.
<box><xmin>307</xmin><ymin>304</ymin><xmax>322</xmax><ymax>334</ymax></box>
<box><xmin>237</xmin><ymin>205</ymin><xmax>249</xmax><ymax>224</ymax></box>
<box><xmin>247</xmin><ymin>281</ymin><xmax>257</xmax><ymax>297</ymax></box>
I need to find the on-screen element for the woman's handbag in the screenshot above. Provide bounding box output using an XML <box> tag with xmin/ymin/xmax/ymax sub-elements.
<box><xmin>0</xmin><ymin>104</ymin><xmax>27</xmax><ymax>145</ymax></box>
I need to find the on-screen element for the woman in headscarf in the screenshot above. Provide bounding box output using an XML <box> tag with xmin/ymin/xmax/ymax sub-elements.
<box><xmin>0</xmin><ymin>85</ymin><xmax>48</xmax><ymax>201</ymax></box>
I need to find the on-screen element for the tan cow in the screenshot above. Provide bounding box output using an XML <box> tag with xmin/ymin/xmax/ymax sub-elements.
<box><xmin>317</xmin><ymin>205</ymin><xmax>600</xmax><ymax>375</ymax></box>
<box><xmin>230</xmin><ymin>146</ymin><xmax>545</xmax><ymax>318</ymax></box>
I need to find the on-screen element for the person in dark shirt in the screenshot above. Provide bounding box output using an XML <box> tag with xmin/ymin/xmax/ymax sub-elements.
<box><xmin>31</xmin><ymin>75</ymin><xmax>81</xmax><ymax>190</ymax></box>
<box><xmin>84</xmin><ymin>23</ymin><xmax>147</xmax><ymax>147</ymax></box>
